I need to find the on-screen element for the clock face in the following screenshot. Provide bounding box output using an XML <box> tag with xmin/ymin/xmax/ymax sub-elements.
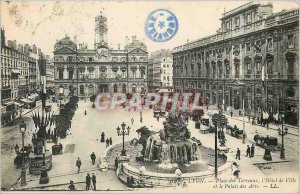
<box><xmin>97</xmin><ymin>48</ymin><xmax>108</xmax><ymax>57</ymax></box>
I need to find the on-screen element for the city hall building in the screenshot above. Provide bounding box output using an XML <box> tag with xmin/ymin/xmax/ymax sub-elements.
<box><xmin>53</xmin><ymin>12</ymin><xmax>148</xmax><ymax>99</ymax></box>
<box><xmin>172</xmin><ymin>2</ymin><xmax>298</xmax><ymax>125</ymax></box>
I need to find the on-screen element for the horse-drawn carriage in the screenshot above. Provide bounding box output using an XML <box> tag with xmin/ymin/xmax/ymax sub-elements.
<box><xmin>153</xmin><ymin>108</ymin><xmax>166</xmax><ymax>118</ymax></box>
<box><xmin>227</xmin><ymin>125</ymin><xmax>245</xmax><ymax>138</ymax></box>
<box><xmin>14</xmin><ymin>145</ymin><xmax>32</xmax><ymax>168</ymax></box>
<box><xmin>254</xmin><ymin>134</ymin><xmax>280</xmax><ymax>150</ymax></box>
<box><xmin>191</xmin><ymin>109</ymin><xmax>204</xmax><ymax>121</ymax></box>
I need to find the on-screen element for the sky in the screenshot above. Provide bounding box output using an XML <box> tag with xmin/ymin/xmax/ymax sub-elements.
<box><xmin>1</xmin><ymin>0</ymin><xmax>299</xmax><ymax>56</ymax></box>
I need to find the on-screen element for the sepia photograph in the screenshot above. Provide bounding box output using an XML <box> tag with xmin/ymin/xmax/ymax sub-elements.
<box><xmin>0</xmin><ymin>0</ymin><xmax>299</xmax><ymax>193</ymax></box>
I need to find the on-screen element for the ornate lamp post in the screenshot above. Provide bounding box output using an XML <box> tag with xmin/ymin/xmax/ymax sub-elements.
<box><xmin>19</xmin><ymin>121</ymin><xmax>27</xmax><ymax>186</ymax></box>
<box><xmin>280</xmin><ymin>114</ymin><xmax>285</xmax><ymax>159</ymax></box>
<box><xmin>116</xmin><ymin>122</ymin><xmax>130</xmax><ymax>156</ymax></box>
<box><xmin>59</xmin><ymin>87</ymin><xmax>63</xmax><ymax>109</ymax></box>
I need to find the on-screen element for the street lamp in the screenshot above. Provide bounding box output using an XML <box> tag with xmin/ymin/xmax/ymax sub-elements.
<box><xmin>280</xmin><ymin>114</ymin><xmax>285</xmax><ymax>159</ymax></box>
<box><xmin>19</xmin><ymin>121</ymin><xmax>27</xmax><ymax>186</ymax></box>
<box><xmin>59</xmin><ymin>87</ymin><xmax>63</xmax><ymax>109</ymax></box>
<box><xmin>116</xmin><ymin>122</ymin><xmax>130</xmax><ymax>156</ymax></box>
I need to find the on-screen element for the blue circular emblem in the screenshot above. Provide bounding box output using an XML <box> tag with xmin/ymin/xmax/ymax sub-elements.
<box><xmin>145</xmin><ymin>9</ymin><xmax>178</xmax><ymax>42</ymax></box>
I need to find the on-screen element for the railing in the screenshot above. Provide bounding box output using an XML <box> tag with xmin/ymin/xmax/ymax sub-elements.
<box><xmin>222</xmin><ymin>1</ymin><xmax>254</xmax><ymax>18</ymax></box>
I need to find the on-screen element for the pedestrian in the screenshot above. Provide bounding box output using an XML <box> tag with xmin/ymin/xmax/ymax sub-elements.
<box><xmin>246</xmin><ymin>145</ymin><xmax>250</xmax><ymax>157</ymax></box>
<box><xmin>131</xmin><ymin>118</ymin><xmax>134</xmax><ymax>125</ymax></box>
<box><xmin>140</xmin><ymin>111</ymin><xmax>142</xmax><ymax>117</ymax></box>
<box><xmin>267</xmin><ymin>124</ymin><xmax>269</xmax><ymax>130</ymax></box>
<box><xmin>86</xmin><ymin>173</ymin><xmax>91</xmax><ymax>190</ymax></box>
<box><xmin>265</xmin><ymin>135</ymin><xmax>270</xmax><ymax>146</ymax></box>
<box><xmin>236</xmin><ymin>148</ymin><xmax>240</xmax><ymax>160</ymax></box>
<box><xmin>109</xmin><ymin>137</ymin><xmax>112</xmax><ymax>145</ymax></box>
<box><xmin>248</xmin><ymin>115</ymin><xmax>251</xmax><ymax>123</ymax></box>
<box><xmin>14</xmin><ymin>144</ymin><xmax>19</xmax><ymax>154</ymax></box>
<box><xmin>115</xmin><ymin>156</ymin><xmax>118</xmax><ymax>170</ymax></box>
<box><xmin>232</xmin><ymin>162</ymin><xmax>239</xmax><ymax>178</ymax></box>
<box><xmin>92</xmin><ymin>173</ymin><xmax>96</xmax><ymax>190</ymax></box>
<box><xmin>284</xmin><ymin>127</ymin><xmax>288</xmax><ymax>135</ymax></box>
<box><xmin>84</xmin><ymin>110</ymin><xmax>87</xmax><ymax>115</ymax></box>
<box><xmin>230</xmin><ymin>111</ymin><xmax>233</xmax><ymax>117</ymax></box>
<box><xmin>100</xmin><ymin>132</ymin><xmax>105</xmax><ymax>142</ymax></box>
<box><xmin>59</xmin><ymin>143</ymin><xmax>63</xmax><ymax>154</ymax></box>
<box><xmin>157</xmin><ymin>116</ymin><xmax>159</xmax><ymax>122</ymax></box>
<box><xmin>140</xmin><ymin>116</ymin><xmax>143</xmax><ymax>123</ymax></box>
<box><xmin>68</xmin><ymin>180</ymin><xmax>76</xmax><ymax>191</ymax></box>
<box><xmin>250</xmin><ymin>144</ymin><xmax>255</xmax><ymax>157</ymax></box>
<box><xmin>106</xmin><ymin>138</ymin><xmax>110</xmax><ymax>148</ymax></box>
<box><xmin>76</xmin><ymin>157</ymin><xmax>82</xmax><ymax>173</ymax></box>
<box><xmin>90</xmin><ymin>152</ymin><xmax>96</xmax><ymax>165</ymax></box>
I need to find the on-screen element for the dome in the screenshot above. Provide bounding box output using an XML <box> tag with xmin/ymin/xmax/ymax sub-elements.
<box><xmin>125</xmin><ymin>36</ymin><xmax>147</xmax><ymax>52</ymax></box>
<box><xmin>54</xmin><ymin>35</ymin><xmax>77</xmax><ymax>51</ymax></box>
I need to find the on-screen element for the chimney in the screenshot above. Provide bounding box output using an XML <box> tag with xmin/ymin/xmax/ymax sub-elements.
<box><xmin>1</xmin><ymin>28</ymin><xmax>5</xmax><ymax>46</ymax></box>
<box><xmin>13</xmin><ymin>40</ymin><xmax>17</xmax><ymax>49</ymax></box>
<box><xmin>17</xmin><ymin>43</ymin><xmax>24</xmax><ymax>53</ymax></box>
<box><xmin>125</xmin><ymin>36</ymin><xmax>129</xmax><ymax>46</ymax></box>
<box><xmin>33</xmin><ymin>44</ymin><xmax>37</xmax><ymax>54</ymax></box>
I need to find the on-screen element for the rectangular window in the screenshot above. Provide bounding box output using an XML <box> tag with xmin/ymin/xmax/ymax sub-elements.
<box><xmin>59</xmin><ymin>70</ymin><xmax>64</xmax><ymax>79</ymax></box>
<box><xmin>288</xmin><ymin>35</ymin><xmax>295</xmax><ymax>48</ymax></box>
<box><xmin>235</xmin><ymin>17</ymin><xmax>240</xmax><ymax>29</ymax></box>
<box><xmin>256</xmin><ymin>61</ymin><xmax>261</xmax><ymax>74</ymax></box>
<box><xmin>246</xmin><ymin>13</ymin><xmax>251</xmax><ymax>24</ymax></box>
<box><xmin>246</xmin><ymin>43</ymin><xmax>251</xmax><ymax>52</ymax></box>
<box><xmin>267</xmin><ymin>38</ymin><xmax>273</xmax><ymax>51</ymax></box>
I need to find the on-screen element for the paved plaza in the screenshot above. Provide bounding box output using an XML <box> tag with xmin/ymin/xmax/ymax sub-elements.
<box><xmin>1</xmin><ymin>99</ymin><xmax>298</xmax><ymax>191</ymax></box>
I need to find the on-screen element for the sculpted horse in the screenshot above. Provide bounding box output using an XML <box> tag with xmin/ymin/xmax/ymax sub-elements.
<box><xmin>131</xmin><ymin>126</ymin><xmax>165</xmax><ymax>159</ymax></box>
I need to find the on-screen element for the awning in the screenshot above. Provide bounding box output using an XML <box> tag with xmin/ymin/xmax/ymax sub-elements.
<box><xmin>20</xmin><ymin>99</ymin><xmax>34</xmax><ymax>104</ymax></box>
<box><xmin>11</xmin><ymin>70</ymin><xmax>20</xmax><ymax>74</ymax></box>
<box><xmin>1</xmin><ymin>106</ymin><xmax>7</xmax><ymax>113</ymax></box>
<box><xmin>3</xmin><ymin>101</ymin><xmax>15</xmax><ymax>106</ymax></box>
<box><xmin>14</xmin><ymin>102</ymin><xmax>25</xmax><ymax>107</ymax></box>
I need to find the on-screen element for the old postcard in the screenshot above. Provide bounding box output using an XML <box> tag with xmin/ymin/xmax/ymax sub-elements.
<box><xmin>0</xmin><ymin>0</ymin><xmax>299</xmax><ymax>193</ymax></box>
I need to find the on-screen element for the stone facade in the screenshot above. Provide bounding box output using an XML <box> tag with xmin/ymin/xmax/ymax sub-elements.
<box><xmin>149</xmin><ymin>49</ymin><xmax>173</xmax><ymax>90</ymax></box>
<box><xmin>172</xmin><ymin>2</ymin><xmax>298</xmax><ymax>125</ymax></box>
<box><xmin>53</xmin><ymin>13</ymin><xmax>148</xmax><ymax>98</ymax></box>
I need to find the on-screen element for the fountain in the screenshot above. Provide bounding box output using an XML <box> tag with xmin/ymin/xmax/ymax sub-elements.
<box><xmin>110</xmin><ymin>111</ymin><xmax>231</xmax><ymax>187</ymax></box>
<box><xmin>138</xmin><ymin>112</ymin><xmax>201</xmax><ymax>164</ymax></box>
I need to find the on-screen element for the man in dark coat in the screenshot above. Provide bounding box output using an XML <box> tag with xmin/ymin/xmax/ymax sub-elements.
<box><xmin>76</xmin><ymin>157</ymin><xmax>82</xmax><ymax>173</ymax></box>
<box><xmin>106</xmin><ymin>138</ymin><xmax>110</xmax><ymax>148</ymax></box>
<box><xmin>86</xmin><ymin>173</ymin><xmax>91</xmax><ymax>190</ymax></box>
<box><xmin>236</xmin><ymin>148</ymin><xmax>240</xmax><ymax>160</ymax></box>
<box><xmin>92</xmin><ymin>173</ymin><xmax>96</xmax><ymax>190</ymax></box>
<box><xmin>100</xmin><ymin>132</ymin><xmax>105</xmax><ymax>142</ymax></box>
<box><xmin>90</xmin><ymin>152</ymin><xmax>96</xmax><ymax>165</ymax></box>
<box><xmin>246</xmin><ymin>145</ymin><xmax>250</xmax><ymax>157</ymax></box>
<box><xmin>230</xmin><ymin>111</ymin><xmax>233</xmax><ymax>117</ymax></box>
<box><xmin>109</xmin><ymin>137</ymin><xmax>112</xmax><ymax>146</ymax></box>
<box><xmin>250</xmin><ymin>144</ymin><xmax>255</xmax><ymax>157</ymax></box>
<box><xmin>68</xmin><ymin>180</ymin><xmax>76</xmax><ymax>191</ymax></box>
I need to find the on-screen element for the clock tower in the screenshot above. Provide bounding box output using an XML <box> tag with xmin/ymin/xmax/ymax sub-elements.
<box><xmin>95</xmin><ymin>11</ymin><xmax>108</xmax><ymax>50</ymax></box>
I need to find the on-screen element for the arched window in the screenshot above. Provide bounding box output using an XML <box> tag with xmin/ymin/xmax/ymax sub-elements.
<box><xmin>58</xmin><ymin>69</ymin><xmax>64</xmax><ymax>79</ymax></box>
<box><xmin>68</xmin><ymin>69</ymin><xmax>74</xmax><ymax>80</ymax></box>
<box><xmin>113</xmin><ymin>84</ymin><xmax>118</xmax><ymax>93</ymax></box>
<box><xmin>218</xmin><ymin>61</ymin><xmax>222</xmax><ymax>77</ymax></box>
<box><xmin>122</xmin><ymin>84</ymin><xmax>126</xmax><ymax>93</ymax></box>
<box><xmin>80</xmin><ymin>85</ymin><xmax>84</xmax><ymax>95</ymax></box>
<box><xmin>234</xmin><ymin>58</ymin><xmax>240</xmax><ymax>78</ymax></box>
<box><xmin>212</xmin><ymin>62</ymin><xmax>216</xmax><ymax>78</ymax></box>
<box><xmin>266</xmin><ymin>54</ymin><xmax>274</xmax><ymax>78</ymax></box>
<box><xmin>67</xmin><ymin>56</ymin><xmax>73</xmax><ymax>62</ymax></box>
<box><xmin>244</xmin><ymin>57</ymin><xmax>252</xmax><ymax>75</ymax></box>
<box><xmin>224</xmin><ymin>60</ymin><xmax>230</xmax><ymax>78</ymax></box>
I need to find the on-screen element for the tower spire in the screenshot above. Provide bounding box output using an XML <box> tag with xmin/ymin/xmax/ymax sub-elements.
<box><xmin>94</xmin><ymin>10</ymin><xmax>108</xmax><ymax>49</ymax></box>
